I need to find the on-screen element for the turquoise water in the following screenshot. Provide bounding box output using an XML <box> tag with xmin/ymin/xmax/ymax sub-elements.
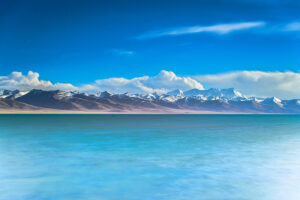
<box><xmin>1</xmin><ymin>115</ymin><xmax>300</xmax><ymax>200</ymax></box>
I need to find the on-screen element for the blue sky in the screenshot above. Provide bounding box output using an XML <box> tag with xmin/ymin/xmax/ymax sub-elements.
<box><xmin>1</xmin><ymin>0</ymin><xmax>300</xmax><ymax>82</ymax></box>
<box><xmin>1</xmin><ymin>0</ymin><xmax>300</xmax><ymax>98</ymax></box>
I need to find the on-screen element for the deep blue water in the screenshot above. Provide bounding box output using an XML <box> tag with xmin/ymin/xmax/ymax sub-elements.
<box><xmin>1</xmin><ymin>114</ymin><xmax>300</xmax><ymax>200</ymax></box>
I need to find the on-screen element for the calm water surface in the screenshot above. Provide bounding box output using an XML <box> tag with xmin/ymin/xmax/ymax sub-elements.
<box><xmin>1</xmin><ymin>114</ymin><xmax>300</xmax><ymax>200</ymax></box>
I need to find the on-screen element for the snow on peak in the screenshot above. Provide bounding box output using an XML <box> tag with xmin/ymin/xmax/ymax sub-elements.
<box><xmin>0</xmin><ymin>89</ymin><xmax>13</xmax><ymax>98</ymax></box>
<box><xmin>263</xmin><ymin>97</ymin><xmax>283</xmax><ymax>107</ymax></box>
<box><xmin>142</xmin><ymin>93</ymin><xmax>157</xmax><ymax>101</ymax></box>
<box><xmin>0</xmin><ymin>89</ymin><xmax>29</xmax><ymax>99</ymax></box>
<box><xmin>220</xmin><ymin>88</ymin><xmax>243</xmax><ymax>98</ymax></box>
<box><xmin>183</xmin><ymin>88</ymin><xmax>245</xmax><ymax>100</ymax></box>
<box><xmin>121</xmin><ymin>92</ymin><xmax>139</xmax><ymax>98</ymax></box>
<box><xmin>55</xmin><ymin>91</ymin><xmax>76</xmax><ymax>100</ymax></box>
<box><xmin>99</xmin><ymin>91</ymin><xmax>113</xmax><ymax>98</ymax></box>
<box><xmin>264</xmin><ymin>97</ymin><xmax>282</xmax><ymax>103</ymax></box>
<box><xmin>183</xmin><ymin>88</ymin><xmax>204</xmax><ymax>97</ymax></box>
<box><xmin>167</xmin><ymin>89</ymin><xmax>183</xmax><ymax>96</ymax></box>
<box><xmin>12</xmin><ymin>91</ymin><xmax>29</xmax><ymax>99</ymax></box>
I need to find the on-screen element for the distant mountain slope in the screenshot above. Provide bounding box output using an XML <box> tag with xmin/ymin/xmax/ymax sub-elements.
<box><xmin>16</xmin><ymin>90</ymin><xmax>78</xmax><ymax>110</ymax></box>
<box><xmin>0</xmin><ymin>98</ymin><xmax>39</xmax><ymax>110</ymax></box>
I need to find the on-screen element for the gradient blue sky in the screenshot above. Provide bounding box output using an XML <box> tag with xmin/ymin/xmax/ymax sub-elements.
<box><xmin>1</xmin><ymin>0</ymin><xmax>300</xmax><ymax>85</ymax></box>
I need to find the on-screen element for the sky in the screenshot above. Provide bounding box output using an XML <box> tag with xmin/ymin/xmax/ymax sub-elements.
<box><xmin>1</xmin><ymin>0</ymin><xmax>300</xmax><ymax>98</ymax></box>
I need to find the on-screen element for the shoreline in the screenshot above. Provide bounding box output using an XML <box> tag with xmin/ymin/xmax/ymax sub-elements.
<box><xmin>0</xmin><ymin>109</ymin><xmax>245</xmax><ymax>114</ymax></box>
<box><xmin>0</xmin><ymin>109</ymin><xmax>290</xmax><ymax>115</ymax></box>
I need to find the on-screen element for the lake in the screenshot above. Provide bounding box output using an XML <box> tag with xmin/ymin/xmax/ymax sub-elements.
<box><xmin>1</xmin><ymin>114</ymin><xmax>300</xmax><ymax>200</ymax></box>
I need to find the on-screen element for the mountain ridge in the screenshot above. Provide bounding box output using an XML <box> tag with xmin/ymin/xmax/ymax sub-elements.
<box><xmin>1</xmin><ymin>88</ymin><xmax>300</xmax><ymax>113</ymax></box>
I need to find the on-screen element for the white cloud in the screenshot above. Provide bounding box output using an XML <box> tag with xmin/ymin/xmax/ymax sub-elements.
<box><xmin>0</xmin><ymin>70</ymin><xmax>204</xmax><ymax>95</ymax></box>
<box><xmin>82</xmin><ymin>70</ymin><xmax>204</xmax><ymax>94</ymax></box>
<box><xmin>195</xmin><ymin>71</ymin><xmax>300</xmax><ymax>99</ymax></box>
<box><xmin>3</xmin><ymin>70</ymin><xmax>300</xmax><ymax>99</ymax></box>
<box><xmin>137</xmin><ymin>22</ymin><xmax>265</xmax><ymax>39</ymax></box>
<box><xmin>0</xmin><ymin>71</ymin><xmax>78</xmax><ymax>91</ymax></box>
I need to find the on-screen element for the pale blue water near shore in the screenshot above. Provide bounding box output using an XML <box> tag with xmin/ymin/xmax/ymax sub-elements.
<box><xmin>1</xmin><ymin>115</ymin><xmax>300</xmax><ymax>200</ymax></box>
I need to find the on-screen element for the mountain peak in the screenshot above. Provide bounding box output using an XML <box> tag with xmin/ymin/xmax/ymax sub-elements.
<box><xmin>264</xmin><ymin>96</ymin><xmax>282</xmax><ymax>103</ymax></box>
<box><xmin>183</xmin><ymin>88</ymin><xmax>204</xmax><ymax>97</ymax></box>
<box><xmin>167</xmin><ymin>89</ymin><xmax>183</xmax><ymax>96</ymax></box>
<box><xmin>99</xmin><ymin>91</ymin><xmax>113</xmax><ymax>98</ymax></box>
<box><xmin>262</xmin><ymin>97</ymin><xmax>283</xmax><ymax>107</ymax></box>
<box><xmin>183</xmin><ymin>88</ymin><xmax>245</xmax><ymax>100</ymax></box>
<box><xmin>219</xmin><ymin>88</ymin><xmax>244</xmax><ymax>98</ymax></box>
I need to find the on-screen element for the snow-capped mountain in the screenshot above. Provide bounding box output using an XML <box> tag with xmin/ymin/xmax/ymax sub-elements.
<box><xmin>262</xmin><ymin>97</ymin><xmax>283</xmax><ymax>107</ymax></box>
<box><xmin>183</xmin><ymin>88</ymin><xmax>246</xmax><ymax>101</ymax></box>
<box><xmin>0</xmin><ymin>90</ymin><xmax>29</xmax><ymax>99</ymax></box>
<box><xmin>167</xmin><ymin>89</ymin><xmax>184</xmax><ymax>96</ymax></box>
<box><xmin>0</xmin><ymin>88</ymin><xmax>300</xmax><ymax>113</ymax></box>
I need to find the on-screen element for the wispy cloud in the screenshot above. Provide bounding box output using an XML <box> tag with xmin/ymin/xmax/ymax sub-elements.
<box><xmin>137</xmin><ymin>22</ymin><xmax>265</xmax><ymax>39</ymax></box>
<box><xmin>112</xmin><ymin>49</ymin><xmax>135</xmax><ymax>56</ymax></box>
<box><xmin>283</xmin><ymin>22</ymin><xmax>300</xmax><ymax>31</ymax></box>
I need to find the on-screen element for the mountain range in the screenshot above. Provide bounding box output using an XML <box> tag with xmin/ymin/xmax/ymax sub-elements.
<box><xmin>1</xmin><ymin>88</ymin><xmax>300</xmax><ymax>113</ymax></box>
